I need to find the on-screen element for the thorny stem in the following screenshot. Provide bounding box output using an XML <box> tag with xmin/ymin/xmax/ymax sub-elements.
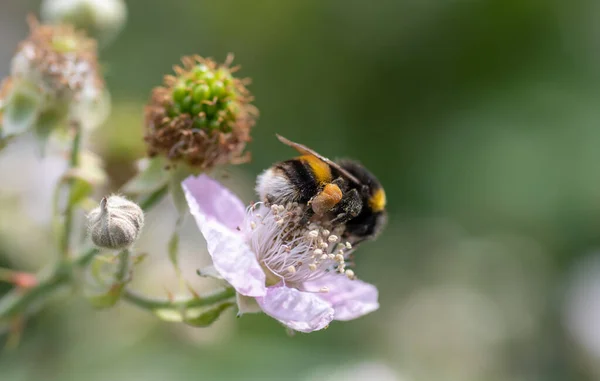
<box><xmin>123</xmin><ymin>286</ymin><xmax>236</xmax><ymax>311</ymax></box>
<box><xmin>0</xmin><ymin>184</ymin><xmax>171</xmax><ymax>321</ymax></box>
<box><xmin>59</xmin><ymin>121</ymin><xmax>82</xmax><ymax>259</ymax></box>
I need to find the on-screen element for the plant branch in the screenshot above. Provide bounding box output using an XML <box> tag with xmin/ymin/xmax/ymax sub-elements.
<box><xmin>122</xmin><ymin>286</ymin><xmax>236</xmax><ymax>311</ymax></box>
<box><xmin>59</xmin><ymin>121</ymin><xmax>82</xmax><ymax>258</ymax></box>
<box><xmin>0</xmin><ymin>184</ymin><xmax>169</xmax><ymax>321</ymax></box>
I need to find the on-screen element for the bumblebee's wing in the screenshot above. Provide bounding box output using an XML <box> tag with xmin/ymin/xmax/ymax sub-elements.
<box><xmin>276</xmin><ymin>134</ymin><xmax>361</xmax><ymax>185</ymax></box>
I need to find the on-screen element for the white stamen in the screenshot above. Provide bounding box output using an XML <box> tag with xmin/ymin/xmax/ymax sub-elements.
<box><xmin>320</xmin><ymin>287</ymin><xmax>329</xmax><ymax>293</ymax></box>
<box><xmin>345</xmin><ymin>269</ymin><xmax>355</xmax><ymax>279</ymax></box>
<box><xmin>242</xmin><ymin>202</ymin><xmax>360</xmax><ymax>286</ymax></box>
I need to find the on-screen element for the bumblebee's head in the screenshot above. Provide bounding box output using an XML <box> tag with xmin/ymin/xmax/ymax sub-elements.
<box><xmin>337</xmin><ymin>159</ymin><xmax>386</xmax><ymax>213</ymax></box>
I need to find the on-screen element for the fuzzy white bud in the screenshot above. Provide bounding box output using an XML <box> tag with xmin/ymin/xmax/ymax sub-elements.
<box><xmin>87</xmin><ymin>195</ymin><xmax>143</xmax><ymax>249</ymax></box>
<box><xmin>41</xmin><ymin>0</ymin><xmax>127</xmax><ymax>46</ymax></box>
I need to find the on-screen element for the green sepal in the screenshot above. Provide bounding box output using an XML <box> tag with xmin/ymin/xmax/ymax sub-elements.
<box><xmin>183</xmin><ymin>302</ymin><xmax>234</xmax><ymax>327</ymax></box>
<box><xmin>87</xmin><ymin>283</ymin><xmax>125</xmax><ymax>309</ymax></box>
<box><xmin>32</xmin><ymin>107</ymin><xmax>67</xmax><ymax>155</ymax></box>
<box><xmin>152</xmin><ymin>301</ymin><xmax>234</xmax><ymax>326</ymax></box>
<box><xmin>64</xmin><ymin>151</ymin><xmax>107</xmax><ymax>206</ymax></box>
<box><xmin>68</xmin><ymin>178</ymin><xmax>93</xmax><ymax>206</ymax></box>
<box><xmin>168</xmin><ymin>229</ymin><xmax>180</xmax><ymax>268</ymax></box>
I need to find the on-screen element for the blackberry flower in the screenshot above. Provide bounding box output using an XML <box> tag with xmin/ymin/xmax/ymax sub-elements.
<box><xmin>183</xmin><ymin>175</ymin><xmax>379</xmax><ymax>333</ymax></box>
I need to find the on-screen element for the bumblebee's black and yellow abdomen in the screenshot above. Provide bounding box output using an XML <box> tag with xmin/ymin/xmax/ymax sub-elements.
<box><xmin>256</xmin><ymin>136</ymin><xmax>387</xmax><ymax>243</ymax></box>
<box><xmin>271</xmin><ymin>155</ymin><xmax>333</xmax><ymax>203</ymax></box>
<box><xmin>256</xmin><ymin>154</ymin><xmax>334</xmax><ymax>205</ymax></box>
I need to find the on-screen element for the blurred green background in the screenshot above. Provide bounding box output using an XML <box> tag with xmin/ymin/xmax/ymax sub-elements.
<box><xmin>3</xmin><ymin>0</ymin><xmax>600</xmax><ymax>380</ymax></box>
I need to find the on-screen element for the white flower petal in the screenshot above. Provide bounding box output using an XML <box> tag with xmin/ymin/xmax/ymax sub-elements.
<box><xmin>256</xmin><ymin>286</ymin><xmax>334</xmax><ymax>333</ymax></box>
<box><xmin>182</xmin><ymin>174</ymin><xmax>246</xmax><ymax>231</ymax></box>
<box><xmin>304</xmin><ymin>275</ymin><xmax>379</xmax><ymax>321</ymax></box>
<box><xmin>183</xmin><ymin>178</ymin><xmax>266</xmax><ymax>297</ymax></box>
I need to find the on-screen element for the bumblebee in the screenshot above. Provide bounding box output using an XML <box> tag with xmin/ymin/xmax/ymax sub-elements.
<box><xmin>256</xmin><ymin>135</ymin><xmax>387</xmax><ymax>243</ymax></box>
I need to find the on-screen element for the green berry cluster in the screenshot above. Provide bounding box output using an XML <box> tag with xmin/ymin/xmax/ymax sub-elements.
<box><xmin>169</xmin><ymin>63</ymin><xmax>240</xmax><ymax>133</ymax></box>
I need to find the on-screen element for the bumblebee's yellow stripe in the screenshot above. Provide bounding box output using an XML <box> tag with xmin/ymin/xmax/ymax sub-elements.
<box><xmin>369</xmin><ymin>188</ymin><xmax>386</xmax><ymax>212</ymax></box>
<box><xmin>299</xmin><ymin>155</ymin><xmax>332</xmax><ymax>184</ymax></box>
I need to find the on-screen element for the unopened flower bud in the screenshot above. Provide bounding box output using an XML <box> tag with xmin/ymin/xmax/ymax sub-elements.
<box><xmin>41</xmin><ymin>0</ymin><xmax>127</xmax><ymax>46</ymax></box>
<box><xmin>144</xmin><ymin>55</ymin><xmax>257</xmax><ymax>169</ymax></box>
<box><xmin>88</xmin><ymin>195</ymin><xmax>144</xmax><ymax>249</ymax></box>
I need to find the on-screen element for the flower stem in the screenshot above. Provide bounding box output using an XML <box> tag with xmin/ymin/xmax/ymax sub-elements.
<box><xmin>59</xmin><ymin>121</ymin><xmax>82</xmax><ymax>259</ymax></box>
<box><xmin>115</xmin><ymin>249</ymin><xmax>129</xmax><ymax>283</ymax></box>
<box><xmin>122</xmin><ymin>286</ymin><xmax>236</xmax><ymax>311</ymax></box>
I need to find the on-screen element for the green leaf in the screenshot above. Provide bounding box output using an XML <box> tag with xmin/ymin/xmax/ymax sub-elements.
<box><xmin>122</xmin><ymin>156</ymin><xmax>169</xmax><ymax>194</ymax></box>
<box><xmin>196</xmin><ymin>265</ymin><xmax>224</xmax><ymax>280</ymax></box>
<box><xmin>184</xmin><ymin>302</ymin><xmax>234</xmax><ymax>327</ymax></box>
<box><xmin>132</xmin><ymin>253</ymin><xmax>148</xmax><ymax>266</ymax></box>
<box><xmin>2</xmin><ymin>81</ymin><xmax>42</xmax><ymax>136</ymax></box>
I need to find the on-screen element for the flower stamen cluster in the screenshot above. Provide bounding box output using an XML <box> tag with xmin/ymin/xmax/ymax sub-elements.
<box><xmin>244</xmin><ymin>202</ymin><xmax>356</xmax><ymax>286</ymax></box>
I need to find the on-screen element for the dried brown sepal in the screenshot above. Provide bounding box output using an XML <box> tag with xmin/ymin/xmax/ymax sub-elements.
<box><xmin>144</xmin><ymin>55</ymin><xmax>258</xmax><ymax>169</ymax></box>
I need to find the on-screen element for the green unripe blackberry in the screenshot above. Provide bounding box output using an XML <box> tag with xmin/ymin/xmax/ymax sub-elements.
<box><xmin>144</xmin><ymin>55</ymin><xmax>257</xmax><ymax>169</ymax></box>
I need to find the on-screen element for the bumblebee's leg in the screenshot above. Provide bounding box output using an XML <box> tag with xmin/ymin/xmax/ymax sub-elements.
<box><xmin>331</xmin><ymin>188</ymin><xmax>362</xmax><ymax>224</ymax></box>
<box><xmin>299</xmin><ymin>206</ymin><xmax>315</xmax><ymax>226</ymax></box>
<box><xmin>311</xmin><ymin>183</ymin><xmax>343</xmax><ymax>216</ymax></box>
<box><xmin>265</xmin><ymin>194</ymin><xmax>276</xmax><ymax>205</ymax></box>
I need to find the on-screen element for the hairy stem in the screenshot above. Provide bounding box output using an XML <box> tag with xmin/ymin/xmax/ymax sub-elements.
<box><xmin>115</xmin><ymin>249</ymin><xmax>130</xmax><ymax>283</ymax></box>
<box><xmin>59</xmin><ymin>122</ymin><xmax>82</xmax><ymax>258</ymax></box>
<box><xmin>123</xmin><ymin>286</ymin><xmax>236</xmax><ymax>311</ymax></box>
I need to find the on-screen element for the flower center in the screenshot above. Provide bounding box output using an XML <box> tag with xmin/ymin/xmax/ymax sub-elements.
<box><xmin>243</xmin><ymin>203</ymin><xmax>356</xmax><ymax>287</ymax></box>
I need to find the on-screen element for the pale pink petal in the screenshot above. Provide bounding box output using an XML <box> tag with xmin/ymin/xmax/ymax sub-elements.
<box><xmin>304</xmin><ymin>275</ymin><xmax>379</xmax><ymax>321</ymax></box>
<box><xmin>256</xmin><ymin>286</ymin><xmax>334</xmax><ymax>333</ymax></box>
<box><xmin>184</xmin><ymin>182</ymin><xmax>266</xmax><ymax>297</ymax></box>
<box><xmin>182</xmin><ymin>174</ymin><xmax>246</xmax><ymax>231</ymax></box>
